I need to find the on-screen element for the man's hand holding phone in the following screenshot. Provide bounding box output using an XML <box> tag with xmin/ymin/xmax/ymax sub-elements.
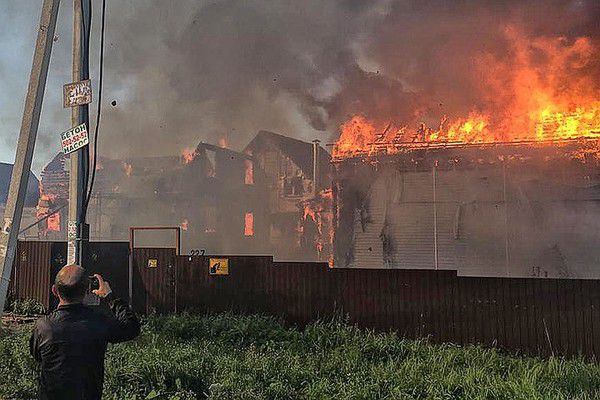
<box><xmin>91</xmin><ymin>274</ymin><xmax>112</xmax><ymax>299</ymax></box>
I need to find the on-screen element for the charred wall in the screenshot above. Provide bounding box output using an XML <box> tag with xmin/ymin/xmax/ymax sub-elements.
<box><xmin>39</xmin><ymin>146</ymin><xmax>270</xmax><ymax>255</ymax></box>
<box><xmin>333</xmin><ymin>145</ymin><xmax>600</xmax><ymax>278</ymax></box>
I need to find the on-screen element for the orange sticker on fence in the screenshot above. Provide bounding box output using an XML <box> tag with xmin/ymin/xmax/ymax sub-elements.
<box><xmin>209</xmin><ymin>258</ymin><xmax>229</xmax><ymax>275</ymax></box>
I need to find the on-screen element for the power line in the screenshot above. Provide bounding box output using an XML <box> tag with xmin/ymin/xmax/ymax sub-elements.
<box><xmin>18</xmin><ymin>204</ymin><xmax>67</xmax><ymax>235</ymax></box>
<box><xmin>79</xmin><ymin>0</ymin><xmax>91</xmax><ymax>222</ymax></box>
<box><xmin>82</xmin><ymin>0</ymin><xmax>107</xmax><ymax>222</ymax></box>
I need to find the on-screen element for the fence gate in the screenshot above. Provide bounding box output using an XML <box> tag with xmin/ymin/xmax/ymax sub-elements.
<box><xmin>129</xmin><ymin>226</ymin><xmax>181</xmax><ymax>314</ymax></box>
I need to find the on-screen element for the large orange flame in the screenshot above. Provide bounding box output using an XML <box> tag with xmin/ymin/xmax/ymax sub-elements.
<box><xmin>333</xmin><ymin>29</ymin><xmax>600</xmax><ymax>159</ymax></box>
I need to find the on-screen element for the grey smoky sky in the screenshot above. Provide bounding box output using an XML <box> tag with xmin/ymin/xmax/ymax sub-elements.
<box><xmin>0</xmin><ymin>0</ymin><xmax>598</xmax><ymax>174</ymax></box>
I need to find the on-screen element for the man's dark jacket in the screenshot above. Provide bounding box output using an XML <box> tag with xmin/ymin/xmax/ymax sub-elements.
<box><xmin>29</xmin><ymin>297</ymin><xmax>140</xmax><ymax>400</ymax></box>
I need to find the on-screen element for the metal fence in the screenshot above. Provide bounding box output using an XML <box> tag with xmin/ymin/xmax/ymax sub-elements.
<box><xmin>8</xmin><ymin>241</ymin><xmax>600</xmax><ymax>358</ymax></box>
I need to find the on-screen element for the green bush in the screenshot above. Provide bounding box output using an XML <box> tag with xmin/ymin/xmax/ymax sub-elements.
<box><xmin>4</xmin><ymin>297</ymin><xmax>46</xmax><ymax>316</ymax></box>
<box><xmin>1</xmin><ymin>312</ymin><xmax>599</xmax><ymax>399</ymax></box>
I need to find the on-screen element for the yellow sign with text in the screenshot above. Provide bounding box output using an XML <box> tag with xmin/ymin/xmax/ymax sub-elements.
<box><xmin>209</xmin><ymin>258</ymin><xmax>229</xmax><ymax>275</ymax></box>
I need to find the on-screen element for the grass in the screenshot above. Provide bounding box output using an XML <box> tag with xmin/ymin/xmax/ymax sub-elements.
<box><xmin>1</xmin><ymin>313</ymin><xmax>599</xmax><ymax>399</ymax></box>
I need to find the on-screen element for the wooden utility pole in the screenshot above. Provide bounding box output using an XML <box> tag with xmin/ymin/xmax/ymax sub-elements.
<box><xmin>0</xmin><ymin>0</ymin><xmax>61</xmax><ymax>314</ymax></box>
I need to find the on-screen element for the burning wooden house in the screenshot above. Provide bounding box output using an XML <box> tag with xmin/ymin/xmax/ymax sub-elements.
<box><xmin>244</xmin><ymin>131</ymin><xmax>331</xmax><ymax>260</ymax></box>
<box><xmin>38</xmin><ymin>143</ymin><xmax>268</xmax><ymax>254</ymax></box>
<box><xmin>330</xmin><ymin>124</ymin><xmax>600</xmax><ymax>278</ymax></box>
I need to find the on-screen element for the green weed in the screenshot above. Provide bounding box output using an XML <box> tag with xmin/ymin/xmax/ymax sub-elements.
<box><xmin>0</xmin><ymin>313</ymin><xmax>598</xmax><ymax>399</ymax></box>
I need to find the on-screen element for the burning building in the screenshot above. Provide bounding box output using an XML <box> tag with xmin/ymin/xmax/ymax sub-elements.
<box><xmin>36</xmin><ymin>153</ymin><xmax>70</xmax><ymax>238</ymax></box>
<box><xmin>38</xmin><ymin>142</ymin><xmax>268</xmax><ymax>254</ymax></box>
<box><xmin>330</xmin><ymin>101</ymin><xmax>600</xmax><ymax>279</ymax></box>
<box><xmin>332</xmin><ymin>140</ymin><xmax>600</xmax><ymax>278</ymax></box>
<box><xmin>325</xmin><ymin>18</ymin><xmax>600</xmax><ymax>277</ymax></box>
<box><xmin>244</xmin><ymin>131</ymin><xmax>331</xmax><ymax>260</ymax></box>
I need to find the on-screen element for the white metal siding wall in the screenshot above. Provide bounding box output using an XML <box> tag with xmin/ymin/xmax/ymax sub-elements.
<box><xmin>350</xmin><ymin>176</ymin><xmax>387</xmax><ymax>268</ymax></box>
<box><xmin>387</xmin><ymin>171</ymin><xmax>435</xmax><ymax>269</ymax></box>
<box><xmin>342</xmin><ymin>162</ymin><xmax>600</xmax><ymax>278</ymax></box>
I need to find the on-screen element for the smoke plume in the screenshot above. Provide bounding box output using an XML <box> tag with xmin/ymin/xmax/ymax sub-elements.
<box><xmin>2</xmin><ymin>0</ymin><xmax>600</xmax><ymax>169</ymax></box>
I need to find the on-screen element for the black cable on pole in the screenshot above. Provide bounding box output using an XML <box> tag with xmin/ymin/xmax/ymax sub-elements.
<box><xmin>79</xmin><ymin>0</ymin><xmax>92</xmax><ymax>223</ymax></box>
<box><xmin>82</xmin><ymin>0</ymin><xmax>106</xmax><ymax>221</ymax></box>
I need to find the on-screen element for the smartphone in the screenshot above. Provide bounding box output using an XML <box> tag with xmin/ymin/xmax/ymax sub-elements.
<box><xmin>89</xmin><ymin>275</ymin><xmax>99</xmax><ymax>291</ymax></box>
<box><xmin>84</xmin><ymin>275</ymin><xmax>101</xmax><ymax>306</ymax></box>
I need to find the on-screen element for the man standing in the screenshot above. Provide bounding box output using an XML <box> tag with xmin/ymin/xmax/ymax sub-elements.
<box><xmin>30</xmin><ymin>265</ymin><xmax>140</xmax><ymax>400</ymax></box>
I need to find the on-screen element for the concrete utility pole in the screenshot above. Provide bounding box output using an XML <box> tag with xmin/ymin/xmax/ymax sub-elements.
<box><xmin>0</xmin><ymin>0</ymin><xmax>61</xmax><ymax>314</ymax></box>
<box><xmin>67</xmin><ymin>0</ymin><xmax>90</xmax><ymax>265</ymax></box>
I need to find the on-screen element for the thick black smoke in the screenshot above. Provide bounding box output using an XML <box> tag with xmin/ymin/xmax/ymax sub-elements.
<box><xmin>8</xmin><ymin>0</ymin><xmax>600</xmax><ymax>169</ymax></box>
<box><xmin>96</xmin><ymin>0</ymin><xmax>600</xmax><ymax>155</ymax></box>
<box><xmin>332</xmin><ymin>0</ymin><xmax>600</xmax><ymax>130</ymax></box>
<box><xmin>97</xmin><ymin>0</ymin><xmax>389</xmax><ymax>154</ymax></box>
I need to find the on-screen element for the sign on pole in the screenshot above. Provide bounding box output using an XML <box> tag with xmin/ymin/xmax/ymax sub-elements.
<box><xmin>60</xmin><ymin>123</ymin><xmax>89</xmax><ymax>154</ymax></box>
<box><xmin>67</xmin><ymin>220</ymin><xmax>77</xmax><ymax>240</ymax></box>
<box><xmin>63</xmin><ymin>79</ymin><xmax>92</xmax><ymax>108</ymax></box>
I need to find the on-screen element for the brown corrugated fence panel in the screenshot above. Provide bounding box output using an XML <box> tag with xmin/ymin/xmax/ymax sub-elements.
<box><xmin>9</xmin><ymin>241</ymin><xmax>52</xmax><ymax>310</ymax></box>
<box><xmin>84</xmin><ymin>242</ymin><xmax>130</xmax><ymax>300</ymax></box>
<box><xmin>133</xmin><ymin>248</ymin><xmax>177</xmax><ymax>314</ymax></box>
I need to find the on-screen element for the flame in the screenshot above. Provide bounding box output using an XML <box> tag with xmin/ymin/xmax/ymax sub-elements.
<box><xmin>182</xmin><ymin>147</ymin><xmax>197</xmax><ymax>164</ymax></box>
<box><xmin>218</xmin><ymin>137</ymin><xmax>228</xmax><ymax>148</ymax></box>
<box><xmin>47</xmin><ymin>212</ymin><xmax>60</xmax><ymax>232</ymax></box>
<box><xmin>335</xmin><ymin>115</ymin><xmax>378</xmax><ymax>155</ymax></box>
<box><xmin>299</xmin><ymin>189</ymin><xmax>334</xmax><ymax>261</ymax></box>
<box><xmin>333</xmin><ymin>29</ymin><xmax>600</xmax><ymax>159</ymax></box>
<box><xmin>36</xmin><ymin>194</ymin><xmax>61</xmax><ymax>234</ymax></box>
<box><xmin>180</xmin><ymin>219</ymin><xmax>189</xmax><ymax>231</ymax></box>
<box><xmin>303</xmin><ymin>205</ymin><xmax>317</xmax><ymax>224</ymax></box>
<box><xmin>244</xmin><ymin>212</ymin><xmax>254</xmax><ymax>236</ymax></box>
<box><xmin>244</xmin><ymin>159</ymin><xmax>254</xmax><ymax>185</ymax></box>
<box><xmin>39</xmin><ymin>193</ymin><xmax>57</xmax><ymax>203</ymax></box>
<box><xmin>122</xmin><ymin>162</ymin><xmax>132</xmax><ymax>176</ymax></box>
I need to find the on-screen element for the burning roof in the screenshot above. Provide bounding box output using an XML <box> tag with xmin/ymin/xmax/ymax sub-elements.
<box><xmin>332</xmin><ymin>26</ymin><xmax>600</xmax><ymax>162</ymax></box>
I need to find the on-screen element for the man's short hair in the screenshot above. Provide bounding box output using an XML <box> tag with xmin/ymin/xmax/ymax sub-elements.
<box><xmin>54</xmin><ymin>264</ymin><xmax>89</xmax><ymax>302</ymax></box>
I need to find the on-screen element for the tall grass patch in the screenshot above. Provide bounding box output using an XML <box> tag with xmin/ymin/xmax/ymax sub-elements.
<box><xmin>1</xmin><ymin>313</ymin><xmax>599</xmax><ymax>399</ymax></box>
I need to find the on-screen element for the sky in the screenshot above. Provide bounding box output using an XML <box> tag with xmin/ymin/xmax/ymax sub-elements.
<box><xmin>0</xmin><ymin>2</ymin><xmax>73</xmax><ymax>174</ymax></box>
<box><xmin>1</xmin><ymin>0</ymin><xmax>364</xmax><ymax>175</ymax></box>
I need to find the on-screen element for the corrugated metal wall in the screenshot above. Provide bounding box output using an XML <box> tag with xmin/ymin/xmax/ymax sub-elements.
<box><xmin>388</xmin><ymin>171</ymin><xmax>436</xmax><ymax>269</ymax></box>
<box><xmin>350</xmin><ymin>175</ymin><xmax>387</xmax><ymax>268</ymax></box>
<box><xmin>8</xmin><ymin>241</ymin><xmax>53</xmax><ymax>310</ymax></box>
<box><xmin>172</xmin><ymin>255</ymin><xmax>600</xmax><ymax>358</ymax></box>
<box><xmin>8</xmin><ymin>241</ymin><xmax>132</xmax><ymax>311</ymax></box>
<box><xmin>133</xmin><ymin>247</ymin><xmax>177</xmax><ymax>314</ymax></box>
